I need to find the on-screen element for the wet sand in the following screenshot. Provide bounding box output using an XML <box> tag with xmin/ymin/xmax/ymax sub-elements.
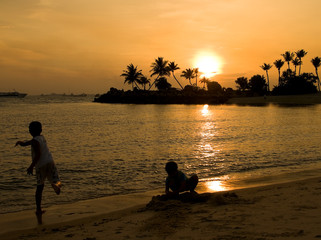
<box><xmin>1</xmin><ymin>175</ymin><xmax>321</xmax><ymax>240</ymax></box>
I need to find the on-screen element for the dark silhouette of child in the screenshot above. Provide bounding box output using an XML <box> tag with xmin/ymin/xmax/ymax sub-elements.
<box><xmin>15</xmin><ymin>121</ymin><xmax>61</xmax><ymax>224</ymax></box>
<box><xmin>165</xmin><ymin>161</ymin><xmax>198</xmax><ymax>197</ymax></box>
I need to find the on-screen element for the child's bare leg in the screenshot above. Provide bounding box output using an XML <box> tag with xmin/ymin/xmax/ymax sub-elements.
<box><xmin>36</xmin><ymin>184</ymin><xmax>44</xmax><ymax>212</ymax></box>
<box><xmin>35</xmin><ymin>184</ymin><xmax>45</xmax><ymax>224</ymax></box>
<box><xmin>51</xmin><ymin>181</ymin><xmax>61</xmax><ymax>195</ymax></box>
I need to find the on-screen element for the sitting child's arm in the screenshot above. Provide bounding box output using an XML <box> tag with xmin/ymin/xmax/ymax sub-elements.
<box><xmin>165</xmin><ymin>179</ymin><xmax>187</xmax><ymax>196</ymax></box>
<box><xmin>165</xmin><ymin>182</ymin><xmax>178</xmax><ymax>196</ymax></box>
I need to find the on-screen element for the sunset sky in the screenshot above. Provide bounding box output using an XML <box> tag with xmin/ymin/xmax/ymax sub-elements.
<box><xmin>1</xmin><ymin>0</ymin><xmax>321</xmax><ymax>95</ymax></box>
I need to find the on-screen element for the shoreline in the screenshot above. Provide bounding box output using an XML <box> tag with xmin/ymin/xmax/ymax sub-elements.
<box><xmin>2</xmin><ymin>168</ymin><xmax>321</xmax><ymax>239</ymax></box>
<box><xmin>94</xmin><ymin>92</ymin><xmax>321</xmax><ymax>105</ymax></box>
<box><xmin>226</xmin><ymin>93</ymin><xmax>321</xmax><ymax>105</ymax></box>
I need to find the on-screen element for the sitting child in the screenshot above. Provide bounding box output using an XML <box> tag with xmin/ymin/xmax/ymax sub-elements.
<box><xmin>165</xmin><ymin>161</ymin><xmax>198</xmax><ymax>197</ymax></box>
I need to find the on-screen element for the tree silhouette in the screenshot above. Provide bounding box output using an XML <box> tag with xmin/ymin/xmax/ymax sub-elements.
<box><xmin>207</xmin><ymin>81</ymin><xmax>223</xmax><ymax>94</ymax></box>
<box><xmin>311</xmin><ymin>57</ymin><xmax>321</xmax><ymax>91</ymax></box>
<box><xmin>155</xmin><ymin>77</ymin><xmax>172</xmax><ymax>91</ymax></box>
<box><xmin>249</xmin><ymin>75</ymin><xmax>267</xmax><ymax>96</ymax></box>
<box><xmin>296</xmin><ymin>49</ymin><xmax>307</xmax><ymax>75</ymax></box>
<box><xmin>193</xmin><ymin>68</ymin><xmax>199</xmax><ymax>86</ymax></box>
<box><xmin>273</xmin><ymin>59</ymin><xmax>285</xmax><ymax>86</ymax></box>
<box><xmin>200</xmin><ymin>76</ymin><xmax>209</xmax><ymax>89</ymax></box>
<box><xmin>140</xmin><ymin>75</ymin><xmax>150</xmax><ymax>91</ymax></box>
<box><xmin>272</xmin><ymin>71</ymin><xmax>317</xmax><ymax>95</ymax></box>
<box><xmin>120</xmin><ymin>64</ymin><xmax>143</xmax><ymax>90</ymax></box>
<box><xmin>282</xmin><ymin>51</ymin><xmax>294</xmax><ymax>71</ymax></box>
<box><xmin>149</xmin><ymin>57</ymin><xmax>170</xmax><ymax>90</ymax></box>
<box><xmin>260</xmin><ymin>63</ymin><xmax>272</xmax><ymax>92</ymax></box>
<box><xmin>168</xmin><ymin>61</ymin><xmax>183</xmax><ymax>89</ymax></box>
<box><xmin>181</xmin><ymin>68</ymin><xmax>195</xmax><ymax>85</ymax></box>
<box><xmin>235</xmin><ymin>77</ymin><xmax>249</xmax><ymax>92</ymax></box>
<box><xmin>292</xmin><ymin>58</ymin><xmax>301</xmax><ymax>76</ymax></box>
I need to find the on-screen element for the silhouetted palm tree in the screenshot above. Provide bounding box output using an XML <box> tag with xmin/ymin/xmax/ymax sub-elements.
<box><xmin>193</xmin><ymin>68</ymin><xmax>199</xmax><ymax>86</ymax></box>
<box><xmin>168</xmin><ymin>61</ymin><xmax>183</xmax><ymax>89</ymax></box>
<box><xmin>200</xmin><ymin>76</ymin><xmax>209</xmax><ymax>89</ymax></box>
<box><xmin>274</xmin><ymin>59</ymin><xmax>285</xmax><ymax>86</ymax></box>
<box><xmin>149</xmin><ymin>57</ymin><xmax>170</xmax><ymax>90</ymax></box>
<box><xmin>311</xmin><ymin>57</ymin><xmax>321</xmax><ymax>91</ymax></box>
<box><xmin>282</xmin><ymin>51</ymin><xmax>294</xmax><ymax>71</ymax></box>
<box><xmin>140</xmin><ymin>75</ymin><xmax>150</xmax><ymax>91</ymax></box>
<box><xmin>181</xmin><ymin>68</ymin><xmax>195</xmax><ymax>85</ymax></box>
<box><xmin>292</xmin><ymin>58</ymin><xmax>301</xmax><ymax>76</ymax></box>
<box><xmin>260</xmin><ymin>63</ymin><xmax>272</xmax><ymax>92</ymax></box>
<box><xmin>121</xmin><ymin>64</ymin><xmax>143</xmax><ymax>90</ymax></box>
<box><xmin>296</xmin><ymin>49</ymin><xmax>308</xmax><ymax>75</ymax></box>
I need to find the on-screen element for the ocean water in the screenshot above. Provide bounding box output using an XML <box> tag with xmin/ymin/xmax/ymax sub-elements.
<box><xmin>1</xmin><ymin>95</ymin><xmax>321</xmax><ymax>214</ymax></box>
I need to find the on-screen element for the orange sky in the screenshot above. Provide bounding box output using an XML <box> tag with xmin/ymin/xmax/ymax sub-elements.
<box><xmin>1</xmin><ymin>0</ymin><xmax>321</xmax><ymax>94</ymax></box>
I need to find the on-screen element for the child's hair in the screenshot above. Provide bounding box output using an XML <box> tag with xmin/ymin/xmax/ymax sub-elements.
<box><xmin>29</xmin><ymin>121</ymin><xmax>42</xmax><ymax>135</ymax></box>
<box><xmin>165</xmin><ymin>161</ymin><xmax>178</xmax><ymax>174</ymax></box>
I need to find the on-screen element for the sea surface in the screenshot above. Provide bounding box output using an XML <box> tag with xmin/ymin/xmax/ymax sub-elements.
<box><xmin>1</xmin><ymin>95</ymin><xmax>321</xmax><ymax>214</ymax></box>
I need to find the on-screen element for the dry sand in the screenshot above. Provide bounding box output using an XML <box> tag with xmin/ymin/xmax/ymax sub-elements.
<box><xmin>1</xmin><ymin>176</ymin><xmax>321</xmax><ymax>240</ymax></box>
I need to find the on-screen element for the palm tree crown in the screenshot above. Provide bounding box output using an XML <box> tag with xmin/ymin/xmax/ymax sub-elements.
<box><xmin>260</xmin><ymin>63</ymin><xmax>272</xmax><ymax>92</ymax></box>
<box><xmin>296</xmin><ymin>49</ymin><xmax>307</xmax><ymax>75</ymax></box>
<box><xmin>149</xmin><ymin>57</ymin><xmax>170</xmax><ymax>90</ymax></box>
<box><xmin>193</xmin><ymin>68</ymin><xmax>199</xmax><ymax>86</ymax></box>
<box><xmin>282</xmin><ymin>51</ymin><xmax>294</xmax><ymax>70</ymax></box>
<box><xmin>200</xmin><ymin>76</ymin><xmax>209</xmax><ymax>89</ymax></box>
<box><xmin>181</xmin><ymin>68</ymin><xmax>195</xmax><ymax>85</ymax></box>
<box><xmin>121</xmin><ymin>64</ymin><xmax>143</xmax><ymax>90</ymax></box>
<box><xmin>150</xmin><ymin>57</ymin><xmax>170</xmax><ymax>78</ymax></box>
<box><xmin>311</xmin><ymin>57</ymin><xmax>321</xmax><ymax>91</ymax></box>
<box><xmin>168</xmin><ymin>61</ymin><xmax>183</xmax><ymax>89</ymax></box>
<box><xmin>292</xmin><ymin>58</ymin><xmax>301</xmax><ymax>75</ymax></box>
<box><xmin>274</xmin><ymin>59</ymin><xmax>285</xmax><ymax>86</ymax></box>
<box><xmin>139</xmin><ymin>75</ymin><xmax>150</xmax><ymax>91</ymax></box>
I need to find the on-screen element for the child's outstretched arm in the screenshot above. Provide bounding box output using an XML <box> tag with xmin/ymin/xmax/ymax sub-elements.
<box><xmin>15</xmin><ymin>140</ymin><xmax>32</xmax><ymax>147</ymax></box>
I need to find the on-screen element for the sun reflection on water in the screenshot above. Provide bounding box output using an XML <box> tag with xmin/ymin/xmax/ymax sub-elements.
<box><xmin>205</xmin><ymin>180</ymin><xmax>229</xmax><ymax>192</ymax></box>
<box><xmin>201</xmin><ymin>104</ymin><xmax>210</xmax><ymax>116</ymax></box>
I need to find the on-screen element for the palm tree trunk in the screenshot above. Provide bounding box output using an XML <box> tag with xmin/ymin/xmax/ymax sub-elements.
<box><xmin>278</xmin><ymin>69</ymin><xmax>281</xmax><ymax>86</ymax></box>
<box><xmin>266</xmin><ymin>71</ymin><xmax>270</xmax><ymax>92</ymax></box>
<box><xmin>134</xmin><ymin>82</ymin><xmax>141</xmax><ymax>90</ymax></box>
<box><xmin>148</xmin><ymin>76</ymin><xmax>159</xmax><ymax>90</ymax></box>
<box><xmin>172</xmin><ymin>74</ymin><xmax>184</xmax><ymax>89</ymax></box>
<box><xmin>316</xmin><ymin>69</ymin><xmax>320</xmax><ymax>92</ymax></box>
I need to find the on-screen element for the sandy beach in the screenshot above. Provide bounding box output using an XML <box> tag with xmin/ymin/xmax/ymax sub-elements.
<box><xmin>1</xmin><ymin>175</ymin><xmax>321</xmax><ymax>240</ymax></box>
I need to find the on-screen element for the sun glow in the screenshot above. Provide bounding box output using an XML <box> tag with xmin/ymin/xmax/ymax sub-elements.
<box><xmin>201</xmin><ymin>104</ymin><xmax>209</xmax><ymax>116</ymax></box>
<box><xmin>206</xmin><ymin>180</ymin><xmax>227</xmax><ymax>192</ymax></box>
<box><xmin>194</xmin><ymin>53</ymin><xmax>222</xmax><ymax>79</ymax></box>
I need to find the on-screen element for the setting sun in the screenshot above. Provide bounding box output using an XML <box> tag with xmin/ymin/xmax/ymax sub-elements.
<box><xmin>194</xmin><ymin>53</ymin><xmax>222</xmax><ymax>79</ymax></box>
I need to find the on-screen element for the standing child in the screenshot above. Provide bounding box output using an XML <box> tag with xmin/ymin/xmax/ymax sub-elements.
<box><xmin>15</xmin><ymin>121</ymin><xmax>61</xmax><ymax>224</ymax></box>
<box><xmin>165</xmin><ymin>161</ymin><xmax>198</xmax><ymax>197</ymax></box>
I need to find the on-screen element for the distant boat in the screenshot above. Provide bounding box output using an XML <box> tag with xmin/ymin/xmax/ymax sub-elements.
<box><xmin>0</xmin><ymin>91</ymin><xmax>27</xmax><ymax>98</ymax></box>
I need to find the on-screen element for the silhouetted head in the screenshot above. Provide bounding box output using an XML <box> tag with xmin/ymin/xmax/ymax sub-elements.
<box><xmin>165</xmin><ymin>161</ymin><xmax>178</xmax><ymax>175</ymax></box>
<box><xmin>29</xmin><ymin>121</ymin><xmax>42</xmax><ymax>136</ymax></box>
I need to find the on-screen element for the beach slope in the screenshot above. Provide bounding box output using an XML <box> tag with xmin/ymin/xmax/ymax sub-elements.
<box><xmin>1</xmin><ymin>177</ymin><xmax>321</xmax><ymax>240</ymax></box>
